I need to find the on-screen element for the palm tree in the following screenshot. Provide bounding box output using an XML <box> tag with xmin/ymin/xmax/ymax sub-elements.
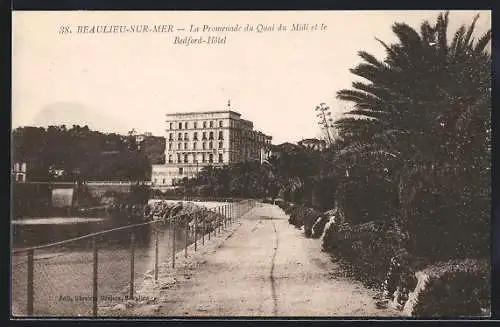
<box><xmin>334</xmin><ymin>11</ymin><xmax>491</xmax><ymax>258</ymax></box>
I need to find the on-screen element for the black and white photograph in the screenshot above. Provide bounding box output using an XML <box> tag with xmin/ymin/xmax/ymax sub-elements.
<box><xmin>11</xmin><ymin>10</ymin><xmax>491</xmax><ymax>318</ymax></box>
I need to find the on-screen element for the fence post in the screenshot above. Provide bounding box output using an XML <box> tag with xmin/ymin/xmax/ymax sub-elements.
<box><xmin>154</xmin><ymin>229</ymin><xmax>159</xmax><ymax>281</ymax></box>
<box><xmin>27</xmin><ymin>249</ymin><xmax>34</xmax><ymax>316</ymax></box>
<box><xmin>172</xmin><ymin>216</ymin><xmax>176</xmax><ymax>268</ymax></box>
<box><xmin>213</xmin><ymin>208</ymin><xmax>217</xmax><ymax>236</ymax></box>
<box><xmin>129</xmin><ymin>232</ymin><xmax>135</xmax><ymax>300</ymax></box>
<box><xmin>219</xmin><ymin>206</ymin><xmax>222</xmax><ymax>233</ymax></box>
<box><xmin>194</xmin><ymin>214</ymin><xmax>197</xmax><ymax>252</ymax></box>
<box><xmin>224</xmin><ymin>205</ymin><xmax>227</xmax><ymax>229</ymax></box>
<box><xmin>185</xmin><ymin>216</ymin><xmax>188</xmax><ymax>258</ymax></box>
<box><xmin>92</xmin><ymin>236</ymin><xmax>98</xmax><ymax>316</ymax></box>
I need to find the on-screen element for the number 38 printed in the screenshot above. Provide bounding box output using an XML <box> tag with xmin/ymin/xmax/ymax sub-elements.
<box><xmin>58</xmin><ymin>25</ymin><xmax>72</xmax><ymax>34</ymax></box>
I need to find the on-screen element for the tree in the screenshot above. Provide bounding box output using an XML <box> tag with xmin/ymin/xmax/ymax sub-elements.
<box><xmin>334</xmin><ymin>11</ymin><xmax>491</xmax><ymax>259</ymax></box>
<box><xmin>12</xmin><ymin>125</ymin><xmax>152</xmax><ymax>182</ymax></box>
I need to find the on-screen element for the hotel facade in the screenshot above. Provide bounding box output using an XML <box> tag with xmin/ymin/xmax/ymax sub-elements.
<box><xmin>151</xmin><ymin>109</ymin><xmax>272</xmax><ymax>188</ymax></box>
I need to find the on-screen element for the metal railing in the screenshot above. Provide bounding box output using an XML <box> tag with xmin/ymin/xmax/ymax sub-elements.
<box><xmin>11</xmin><ymin>199</ymin><xmax>257</xmax><ymax>317</ymax></box>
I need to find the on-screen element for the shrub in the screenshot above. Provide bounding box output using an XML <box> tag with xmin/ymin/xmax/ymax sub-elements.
<box><xmin>302</xmin><ymin>208</ymin><xmax>322</xmax><ymax>238</ymax></box>
<box><xmin>288</xmin><ymin>205</ymin><xmax>306</xmax><ymax>228</ymax></box>
<box><xmin>322</xmin><ymin>217</ymin><xmax>402</xmax><ymax>288</ymax></box>
<box><xmin>311</xmin><ymin>214</ymin><xmax>329</xmax><ymax>239</ymax></box>
<box><xmin>403</xmin><ymin>259</ymin><xmax>490</xmax><ymax>317</ymax></box>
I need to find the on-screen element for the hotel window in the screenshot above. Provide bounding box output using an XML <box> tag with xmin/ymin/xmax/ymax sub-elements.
<box><xmin>184</xmin><ymin>122</ymin><xmax>188</xmax><ymax>129</ymax></box>
<box><xmin>184</xmin><ymin>142</ymin><xmax>188</xmax><ymax>149</ymax></box>
<box><xmin>209</xmin><ymin>142</ymin><xmax>213</xmax><ymax>149</ymax></box>
<box><xmin>219</xmin><ymin>141</ymin><xmax>223</xmax><ymax>149</ymax></box>
<box><xmin>209</xmin><ymin>121</ymin><xmax>213</xmax><ymax>128</ymax></box>
<box><xmin>203</xmin><ymin>121</ymin><xmax>207</xmax><ymax>128</ymax></box>
<box><xmin>169</xmin><ymin>122</ymin><xmax>173</xmax><ymax>129</ymax></box>
<box><xmin>193</xmin><ymin>132</ymin><xmax>198</xmax><ymax>140</ymax></box>
<box><xmin>154</xmin><ymin>178</ymin><xmax>157</xmax><ymax>184</ymax></box>
<box><xmin>179</xmin><ymin>167</ymin><xmax>183</xmax><ymax>175</ymax></box>
<box><xmin>193</xmin><ymin>142</ymin><xmax>197</xmax><ymax>149</ymax></box>
<box><xmin>162</xmin><ymin>179</ymin><xmax>166</xmax><ymax>184</ymax></box>
<box><xmin>184</xmin><ymin>132</ymin><xmax>188</xmax><ymax>140</ymax></box>
<box><xmin>219</xmin><ymin>120</ymin><xmax>223</xmax><ymax>127</ymax></box>
<box><xmin>168</xmin><ymin>143</ymin><xmax>172</xmax><ymax>150</ymax></box>
<box><xmin>177</xmin><ymin>143</ymin><xmax>181</xmax><ymax>150</ymax></box>
<box><xmin>202</xmin><ymin>154</ymin><xmax>206</xmax><ymax>163</ymax></box>
<box><xmin>178</xmin><ymin>133</ymin><xmax>182</xmax><ymax>140</ymax></box>
<box><xmin>218</xmin><ymin>154</ymin><xmax>223</xmax><ymax>163</ymax></box>
<box><xmin>202</xmin><ymin>142</ymin><xmax>206</xmax><ymax>150</ymax></box>
<box><xmin>209</xmin><ymin>132</ymin><xmax>214</xmax><ymax>140</ymax></box>
<box><xmin>168</xmin><ymin>155</ymin><xmax>173</xmax><ymax>163</ymax></box>
<box><xmin>218</xmin><ymin>131</ymin><xmax>223</xmax><ymax>140</ymax></box>
<box><xmin>202</xmin><ymin>132</ymin><xmax>207</xmax><ymax>140</ymax></box>
<box><xmin>194</xmin><ymin>121</ymin><xmax>198</xmax><ymax>128</ymax></box>
<box><xmin>184</xmin><ymin>154</ymin><xmax>188</xmax><ymax>163</ymax></box>
<box><xmin>177</xmin><ymin>154</ymin><xmax>181</xmax><ymax>163</ymax></box>
<box><xmin>209</xmin><ymin>154</ymin><xmax>213</xmax><ymax>163</ymax></box>
<box><xmin>169</xmin><ymin>133</ymin><xmax>173</xmax><ymax>141</ymax></box>
<box><xmin>178</xmin><ymin>122</ymin><xmax>182</xmax><ymax>129</ymax></box>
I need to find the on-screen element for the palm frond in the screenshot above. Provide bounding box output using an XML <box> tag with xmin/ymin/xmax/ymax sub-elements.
<box><xmin>464</xmin><ymin>14</ymin><xmax>480</xmax><ymax>48</ymax></box>
<box><xmin>450</xmin><ymin>24</ymin><xmax>466</xmax><ymax>59</ymax></box>
<box><xmin>436</xmin><ymin>11</ymin><xmax>449</xmax><ymax>57</ymax></box>
<box><xmin>351</xmin><ymin>82</ymin><xmax>392</xmax><ymax>100</ymax></box>
<box><xmin>475</xmin><ymin>30</ymin><xmax>491</xmax><ymax>54</ymax></box>
<box><xmin>358</xmin><ymin>51</ymin><xmax>386</xmax><ymax>68</ymax></box>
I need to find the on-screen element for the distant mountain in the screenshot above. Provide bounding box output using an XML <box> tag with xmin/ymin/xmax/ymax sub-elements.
<box><xmin>30</xmin><ymin>102</ymin><xmax>129</xmax><ymax>134</ymax></box>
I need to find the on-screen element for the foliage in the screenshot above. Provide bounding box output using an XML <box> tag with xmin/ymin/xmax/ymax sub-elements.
<box><xmin>333</xmin><ymin>11</ymin><xmax>491</xmax><ymax>260</ymax></box>
<box><xmin>12</xmin><ymin>125</ymin><xmax>152</xmax><ymax>181</ymax></box>
<box><xmin>408</xmin><ymin>259</ymin><xmax>490</xmax><ymax>317</ymax></box>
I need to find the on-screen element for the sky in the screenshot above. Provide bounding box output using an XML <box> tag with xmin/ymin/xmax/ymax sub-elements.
<box><xmin>12</xmin><ymin>10</ymin><xmax>491</xmax><ymax>144</ymax></box>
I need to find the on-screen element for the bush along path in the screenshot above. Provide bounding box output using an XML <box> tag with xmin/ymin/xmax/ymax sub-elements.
<box><xmin>277</xmin><ymin>201</ymin><xmax>491</xmax><ymax>317</ymax></box>
<box><xmin>103</xmin><ymin>203</ymin><xmax>400</xmax><ymax>317</ymax></box>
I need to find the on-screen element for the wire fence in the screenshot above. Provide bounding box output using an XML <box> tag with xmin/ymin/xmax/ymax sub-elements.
<box><xmin>11</xmin><ymin>199</ymin><xmax>257</xmax><ymax>317</ymax></box>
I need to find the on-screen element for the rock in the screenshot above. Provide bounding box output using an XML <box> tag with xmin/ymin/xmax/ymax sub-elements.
<box><xmin>113</xmin><ymin>303</ymin><xmax>127</xmax><ymax>311</ymax></box>
<box><xmin>375</xmin><ymin>300</ymin><xmax>389</xmax><ymax>309</ymax></box>
<box><xmin>197</xmin><ymin>305</ymin><xmax>208</xmax><ymax>312</ymax></box>
<box><xmin>152</xmin><ymin>305</ymin><xmax>162</xmax><ymax>313</ymax></box>
<box><xmin>125</xmin><ymin>300</ymin><xmax>135</xmax><ymax>308</ymax></box>
<box><xmin>160</xmin><ymin>277</ymin><xmax>177</xmax><ymax>289</ymax></box>
<box><xmin>402</xmin><ymin>271</ymin><xmax>429</xmax><ymax>316</ymax></box>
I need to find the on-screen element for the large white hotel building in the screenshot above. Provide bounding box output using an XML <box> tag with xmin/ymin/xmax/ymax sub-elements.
<box><xmin>151</xmin><ymin>109</ymin><xmax>272</xmax><ymax>188</ymax></box>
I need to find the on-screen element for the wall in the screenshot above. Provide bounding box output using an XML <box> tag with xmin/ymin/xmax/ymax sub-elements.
<box><xmin>85</xmin><ymin>183</ymin><xmax>133</xmax><ymax>199</ymax></box>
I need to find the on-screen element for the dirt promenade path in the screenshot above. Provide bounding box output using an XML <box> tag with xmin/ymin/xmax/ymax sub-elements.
<box><xmin>127</xmin><ymin>203</ymin><xmax>399</xmax><ymax>317</ymax></box>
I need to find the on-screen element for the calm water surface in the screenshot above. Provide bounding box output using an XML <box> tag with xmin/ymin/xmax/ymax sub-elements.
<box><xmin>11</xmin><ymin>201</ymin><xmax>228</xmax><ymax>317</ymax></box>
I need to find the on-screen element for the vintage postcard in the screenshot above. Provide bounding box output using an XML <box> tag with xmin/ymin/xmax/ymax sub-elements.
<box><xmin>11</xmin><ymin>10</ymin><xmax>491</xmax><ymax>318</ymax></box>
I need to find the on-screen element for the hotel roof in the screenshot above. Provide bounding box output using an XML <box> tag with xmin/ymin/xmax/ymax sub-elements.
<box><xmin>166</xmin><ymin>110</ymin><xmax>241</xmax><ymax>116</ymax></box>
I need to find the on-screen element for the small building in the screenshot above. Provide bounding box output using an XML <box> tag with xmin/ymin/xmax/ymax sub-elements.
<box><xmin>12</xmin><ymin>162</ymin><xmax>27</xmax><ymax>182</ymax></box>
<box><xmin>298</xmin><ymin>138</ymin><xmax>327</xmax><ymax>151</ymax></box>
